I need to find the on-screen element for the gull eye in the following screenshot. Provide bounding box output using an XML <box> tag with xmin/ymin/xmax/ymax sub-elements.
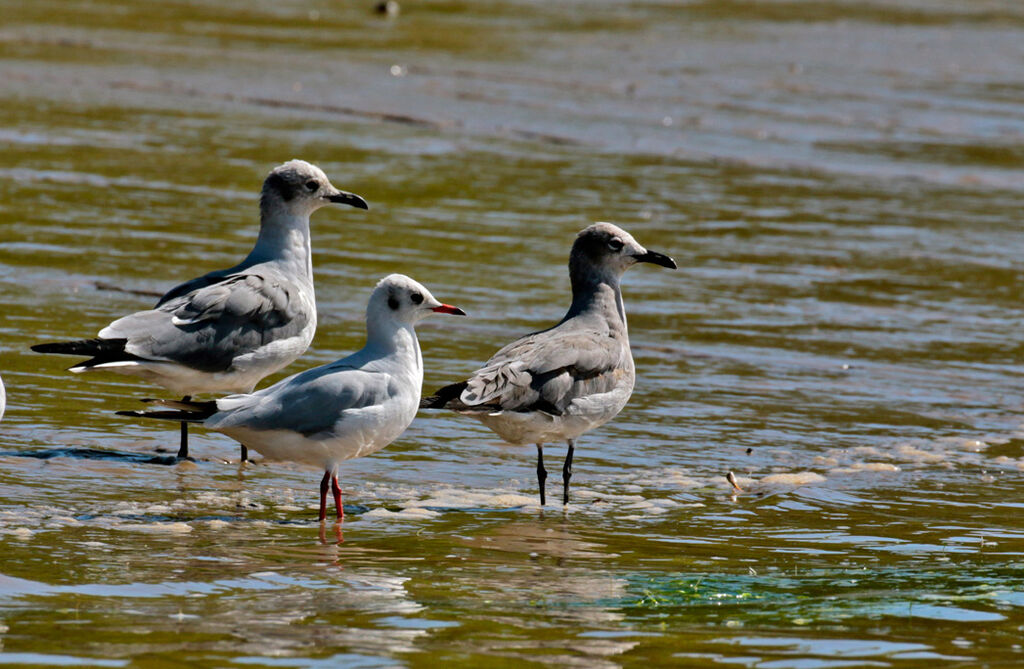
<box><xmin>304</xmin><ymin>180</ymin><xmax>319</xmax><ymax>192</ymax></box>
<box><xmin>410</xmin><ymin>292</ymin><xmax>423</xmax><ymax>305</ymax></box>
<box><xmin>607</xmin><ymin>238</ymin><xmax>624</xmax><ymax>252</ymax></box>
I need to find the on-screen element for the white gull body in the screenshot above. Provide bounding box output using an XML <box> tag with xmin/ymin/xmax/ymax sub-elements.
<box><xmin>422</xmin><ymin>222</ymin><xmax>676</xmax><ymax>505</ymax></box>
<box><xmin>123</xmin><ymin>274</ymin><xmax>465</xmax><ymax>521</ymax></box>
<box><xmin>32</xmin><ymin>160</ymin><xmax>368</xmax><ymax>457</ymax></box>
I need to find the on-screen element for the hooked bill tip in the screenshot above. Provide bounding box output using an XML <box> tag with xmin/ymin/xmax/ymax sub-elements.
<box><xmin>635</xmin><ymin>250</ymin><xmax>677</xmax><ymax>269</ymax></box>
<box><xmin>327</xmin><ymin>191</ymin><xmax>369</xmax><ymax>210</ymax></box>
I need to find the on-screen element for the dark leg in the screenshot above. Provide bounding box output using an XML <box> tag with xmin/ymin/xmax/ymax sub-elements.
<box><xmin>331</xmin><ymin>474</ymin><xmax>344</xmax><ymax>522</ymax></box>
<box><xmin>318</xmin><ymin>471</ymin><xmax>331</xmax><ymax>522</ymax></box>
<box><xmin>562</xmin><ymin>439</ymin><xmax>575</xmax><ymax>505</ymax></box>
<box><xmin>240</xmin><ymin>444</ymin><xmax>248</xmax><ymax>463</ymax></box>
<box><xmin>176</xmin><ymin>395</ymin><xmax>191</xmax><ymax>459</ymax></box>
<box><xmin>536</xmin><ymin>443</ymin><xmax>547</xmax><ymax>506</ymax></box>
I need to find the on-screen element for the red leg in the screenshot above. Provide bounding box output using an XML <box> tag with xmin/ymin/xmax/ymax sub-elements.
<box><xmin>331</xmin><ymin>474</ymin><xmax>344</xmax><ymax>521</ymax></box>
<box><xmin>318</xmin><ymin>471</ymin><xmax>330</xmax><ymax>522</ymax></box>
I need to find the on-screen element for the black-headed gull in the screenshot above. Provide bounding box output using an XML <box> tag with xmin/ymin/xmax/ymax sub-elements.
<box><xmin>32</xmin><ymin>160</ymin><xmax>368</xmax><ymax>460</ymax></box>
<box><xmin>422</xmin><ymin>222</ymin><xmax>676</xmax><ymax>505</ymax></box>
<box><xmin>119</xmin><ymin>274</ymin><xmax>466</xmax><ymax>522</ymax></box>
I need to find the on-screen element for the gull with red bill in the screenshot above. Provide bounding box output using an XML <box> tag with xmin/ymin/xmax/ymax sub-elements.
<box><xmin>119</xmin><ymin>274</ymin><xmax>465</xmax><ymax>522</ymax></box>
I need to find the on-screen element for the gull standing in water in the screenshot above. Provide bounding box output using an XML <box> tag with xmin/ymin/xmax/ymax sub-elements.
<box><xmin>119</xmin><ymin>274</ymin><xmax>466</xmax><ymax>522</ymax></box>
<box><xmin>32</xmin><ymin>160</ymin><xmax>368</xmax><ymax>460</ymax></box>
<box><xmin>421</xmin><ymin>222</ymin><xmax>676</xmax><ymax>505</ymax></box>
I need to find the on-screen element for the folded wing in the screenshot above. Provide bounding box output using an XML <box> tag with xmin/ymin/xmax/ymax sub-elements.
<box><xmin>208</xmin><ymin>363</ymin><xmax>396</xmax><ymax>438</ymax></box>
<box><xmin>459</xmin><ymin>327</ymin><xmax>629</xmax><ymax>415</ymax></box>
<box><xmin>99</xmin><ymin>269</ymin><xmax>311</xmax><ymax>372</ymax></box>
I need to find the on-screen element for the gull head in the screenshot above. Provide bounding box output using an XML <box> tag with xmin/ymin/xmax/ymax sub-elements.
<box><xmin>369</xmin><ymin>274</ymin><xmax>466</xmax><ymax>326</ymax></box>
<box><xmin>260</xmin><ymin>159</ymin><xmax>368</xmax><ymax>216</ymax></box>
<box><xmin>570</xmin><ymin>222</ymin><xmax>677</xmax><ymax>280</ymax></box>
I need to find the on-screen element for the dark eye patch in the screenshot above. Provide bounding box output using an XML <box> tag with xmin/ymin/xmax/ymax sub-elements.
<box><xmin>388</xmin><ymin>295</ymin><xmax>400</xmax><ymax>310</ymax></box>
<box><xmin>266</xmin><ymin>173</ymin><xmax>296</xmax><ymax>202</ymax></box>
<box><xmin>410</xmin><ymin>292</ymin><xmax>423</xmax><ymax>305</ymax></box>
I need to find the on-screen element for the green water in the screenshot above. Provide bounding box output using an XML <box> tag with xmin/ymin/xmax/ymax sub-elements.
<box><xmin>2</xmin><ymin>1</ymin><xmax>1024</xmax><ymax>666</ymax></box>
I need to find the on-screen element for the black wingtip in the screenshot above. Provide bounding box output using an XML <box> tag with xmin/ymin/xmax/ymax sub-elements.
<box><xmin>31</xmin><ymin>342</ymin><xmax>74</xmax><ymax>354</ymax></box>
<box><xmin>31</xmin><ymin>338</ymin><xmax>130</xmax><ymax>359</ymax></box>
<box><xmin>420</xmin><ymin>395</ymin><xmax>443</xmax><ymax>409</ymax></box>
<box><xmin>116</xmin><ymin>409</ymin><xmax>209</xmax><ymax>423</ymax></box>
<box><xmin>420</xmin><ymin>381</ymin><xmax>468</xmax><ymax>410</ymax></box>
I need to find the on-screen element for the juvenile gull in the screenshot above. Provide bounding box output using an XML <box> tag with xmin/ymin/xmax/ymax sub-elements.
<box><xmin>421</xmin><ymin>222</ymin><xmax>676</xmax><ymax>505</ymax></box>
<box><xmin>119</xmin><ymin>274</ymin><xmax>466</xmax><ymax>522</ymax></box>
<box><xmin>32</xmin><ymin>160</ymin><xmax>368</xmax><ymax>460</ymax></box>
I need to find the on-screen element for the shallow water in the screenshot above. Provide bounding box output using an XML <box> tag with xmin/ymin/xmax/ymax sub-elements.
<box><xmin>2</xmin><ymin>0</ymin><xmax>1024</xmax><ymax>666</ymax></box>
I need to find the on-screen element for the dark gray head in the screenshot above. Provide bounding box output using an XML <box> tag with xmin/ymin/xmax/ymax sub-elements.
<box><xmin>260</xmin><ymin>160</ymin><xmax>368</xmax><ymax>216</ymax></box>
<box><xmin>569</xmin><ymin>222</ymin><xmax>677</xmax><ymax>284</ymax></box>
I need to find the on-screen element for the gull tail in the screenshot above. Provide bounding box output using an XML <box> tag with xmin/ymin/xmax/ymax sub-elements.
<box><xmin>420</xmin><ymin>381</ymin><xmax>469</xmax><ymax>410</ymax></box>
<box><xmin>117</xmin><ymin>398</ymin><xmax>218</xmax><ymax>423</ymax></box>
<box><xmin>31</xmin><ymin>338</ymin><xmax>139</xmax><ymax>371</ymax></box>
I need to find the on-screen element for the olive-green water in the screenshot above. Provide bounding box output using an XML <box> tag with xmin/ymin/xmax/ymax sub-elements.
<box><xmin>2</xmin><ymin>1</ymin><xmax>1024</xmax><ymax>666</ymax></box>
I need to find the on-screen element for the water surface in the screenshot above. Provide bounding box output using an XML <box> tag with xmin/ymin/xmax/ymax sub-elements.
<box><xmin>2</xmin><ymin>1</ymin><xmax>1024</xmax><ymax>666</ymax></box>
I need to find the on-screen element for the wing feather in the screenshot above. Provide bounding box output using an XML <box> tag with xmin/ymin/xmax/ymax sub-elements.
<box><xmin>460</xmin><ymin>326</ymin><xmax>628</xmax><ymax>413</ymax></box>
<box><xmin>209</xmin><ymin>364</ymin><xmax>393</xmax><ymax>437</ymax></box>
<box><xmin>98</xmin><ymin>269</ymin><xmax>311</xmax><ymax>372</ymax></box>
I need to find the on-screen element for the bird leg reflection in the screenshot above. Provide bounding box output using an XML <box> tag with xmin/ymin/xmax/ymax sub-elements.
<box><xmin>176</xmin><ymin>395</ymin><xmax>191</xmax><ymax>459</ymax></box>
<box><xmin>319</xmin><ymin>522</ymin><xmax>344</xmax><ymax>545</ymax></box>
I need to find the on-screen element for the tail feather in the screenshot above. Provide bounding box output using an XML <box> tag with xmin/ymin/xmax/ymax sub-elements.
<box><xmin>420</xmin><ymin>381</ymin><xmax>469</xmax><ymax>410</ymax></box>
<box><xmin>32</xmin><ymin>338</ymin><xmax>142</xmax><ymax>369</ymax></box>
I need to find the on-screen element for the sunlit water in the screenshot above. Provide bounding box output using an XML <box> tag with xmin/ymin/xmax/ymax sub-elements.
<box><xmin>2</xmin><ymin>1</ymin><xmax>1024</xmax><ymax>666</ymax></box>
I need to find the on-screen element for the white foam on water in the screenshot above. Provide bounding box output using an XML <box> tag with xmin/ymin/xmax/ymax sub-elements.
<box><xmin>363</xmin><ymin>507</ymin><xmax>440</xmax><ymax>520</ymax></box>
<box><xmin>403</xmin><ymin>487</ymin><xmax>537</xmax><ymax>511</ymax></box>
<box><xmin>111</xmin><ymin>522</ymin><xmax>192</xmax><ymax>534</ymax></box>
<box><xmin>4</xmin><ymin>426</ymin><xmax>1019</xmax><ymax>537</ymax></box>
<box><xmin>830</xmin><ymin>463</ymin><xmax>901</xmax><ymax>474</ymax></box>
<box><xmin>5</xmin><ymin>527</ymin><xmax>34</xmax><ymax>540</ymax></box>
<box><xmin>758</xmin><ymin>472</ymin><xmax>828</xmax><ymax>487</ymax></box>
<box><xmin>894</xmin><ymin>444</ymin><xmax>946</xmax><ymax>464</ymax></box>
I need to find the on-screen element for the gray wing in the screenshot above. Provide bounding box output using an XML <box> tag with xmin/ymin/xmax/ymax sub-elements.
<box><xmin>208</xmin><ymin>364</ymin><xmax>396</xmax><ymax>437</ymax></box>
<box><xmin>99</xmin><ymin>268</ymin><xmax>312</xmax><ymax>372</ymax></box>
<box><xmin>460</xmin><ymin>324</ymin><xmax>630</xmax><ymax>414</ymax></box>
